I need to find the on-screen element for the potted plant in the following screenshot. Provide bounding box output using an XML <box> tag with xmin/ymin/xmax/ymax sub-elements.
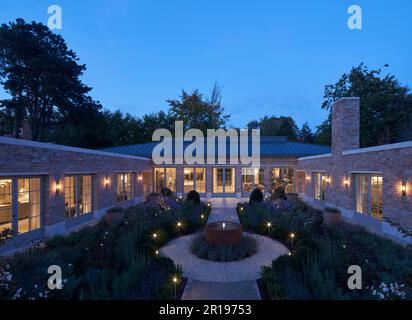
<box><xmin>323</xmin><ymin>207</ymin><xmax>342</xmax><ymax>225</ymax></box>
<box><xmin>105</xmin><ymin>206</ymin><xmax>125</xmax><ymax>227</ymax></box>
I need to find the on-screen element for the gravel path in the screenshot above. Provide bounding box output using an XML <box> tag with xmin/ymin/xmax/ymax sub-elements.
<box><xmin>182</xmin><ymin>279</ymin><xmax>261</xmax><ymax>300</ymax></box>
<box><xmin>160</xmin><ymin>232</ymin><xmax>289</xmax><ymax>282</ymax></box>
<box><xmin>160</xmin><ymin>198</ymin><xmax>288</xmax><ymax>299</ymax></box>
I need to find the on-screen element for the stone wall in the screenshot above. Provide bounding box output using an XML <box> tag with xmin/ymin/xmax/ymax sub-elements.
<box><xmin>297</xmin><ymin>98</ymin><xmax>412</xmax><ymax>243</ymax></box>
<box><xmin>0</xmin><ymin>137</ymin><xmax>152</xmax><ymax>252</ymax></box>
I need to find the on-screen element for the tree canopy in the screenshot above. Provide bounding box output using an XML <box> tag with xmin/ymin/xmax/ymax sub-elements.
<box><xmin>247</xmin><ymin>116</ymin><xmax>298</xmax><ymax>141</ymax></box>
<box><xmin>315</xmin><ymin>63</ymin><xmax>412</xmax><ymax>147</ymax></box>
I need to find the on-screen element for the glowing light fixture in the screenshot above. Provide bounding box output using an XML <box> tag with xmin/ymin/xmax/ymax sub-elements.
<box><xmin>401</xmin><ymin>178</ymin><xmax>408</xmax><ymax>196</ymax></box>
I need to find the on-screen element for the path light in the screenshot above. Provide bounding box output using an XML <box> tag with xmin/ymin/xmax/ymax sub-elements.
<box><xmin>200</xmin><ymin>214</ymin><xmax>205</xmax><ymax>220</ymax></box>
<box><xmin>239</xmin><ymin>206</ymin><xmax>244</xmax><ymax>213</ymax></box>
<box><xmin>207</xmin><ymin>202</ymin><xmax>211</xmax><ymax>207</ymax></box>
<box><xmin>222</xmin><ymin>222</ymin><xmax>226</xmax><ymax>229</ymax></box>
<box><xmin>289</xmin><ymin>232</ymin><xmax>296</xmax><ymax>249</ymax></box>
<box><xmin>155</xmin><ymin>249</ymin><xmax>160</xmax><ymax>256</ymax></box>
<box><xmin>177</xmin><ymin>221</ymin><xmax>183</xmax><ymax>234</ymax></box>
<box><xmin>152</xmin><ymin>232</ymin><xmax>158</xmax><ymax>240</ymax></box>
<box><xmin>172</xmin><ymin>276</ymin><xmax>179</xmax><ymax>300</ymax></box>
<box><xmin>266</xmin><ymin>222</ymin><xmax>272</xmax><ymax>234</ymax></box>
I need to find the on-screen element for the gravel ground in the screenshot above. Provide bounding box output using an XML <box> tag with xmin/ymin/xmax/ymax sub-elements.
<box><xmin>160</xmin><ymin>232</ymin><xmax>289</xmax><ymax>282</ymax></box>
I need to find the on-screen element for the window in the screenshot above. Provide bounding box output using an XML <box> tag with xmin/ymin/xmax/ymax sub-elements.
<box><xmin>154</xmin><ymin>168</ymin><xmax>176</xmax><ymax>193</ymax></box>
<box><xmin>18</xmin><ymin>178</ymin><xmax>41</xmax><ymax>233</ymax></box>
<box><xmin>242</xmin><ymin>168</ymin><xmax>264</xmax><ymax>193</ymax></box>
<box><xmin>117</xmin><ymin>173</ymin><xmax>133</xmax><ymax>202</ymax></box>
<box><xmin>213</xmin><ymin>168</ymin><xmax>235</xmax><ymax>194</ymax></box>
<box><xmin>195</xmin><ymin>168</ymin><xmax>206</xmax><ymax>193</ymax></box>
<box><xmin>1</xmin><ymin>177</ymin><xmax>42</xmax><ymax>237</ymax></box>
<box><xmin>183</xmin><ymin>168</ymin><xmax>206</xmax><ymax>193</ymax></box>
<box><xmin>314</xmin><ymin>172</ymin><xmax>326</xmax><ymax>201</ymax></box>
<box><xmin>355</xmin><ymin>174</ymin><xmax>383</xmax><ymax>220</ymax></box>
<box><xmin>0</xmin><ymin>179</ymin><xmax>12</xmax><ymax>234</ymax></box>
<box><xmin>65</xmin><ymin>175</ymin><xmax>93</xmax><ymax>218</ymax></box>
<box><xmin>80</xmin><ymin>175</ymin><xmax>92</xmax><ymax>215</ymax></box>
<box><xmin>272</xmin><ymin>168</ymin><xmax>294</xmax><ymax>193</ymax></box>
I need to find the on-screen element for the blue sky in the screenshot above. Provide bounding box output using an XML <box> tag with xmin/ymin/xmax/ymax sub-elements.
<box><xmin>1</xmin><ymin>0</ymin><xmax>411</xmax><ymax>129</ymax></box>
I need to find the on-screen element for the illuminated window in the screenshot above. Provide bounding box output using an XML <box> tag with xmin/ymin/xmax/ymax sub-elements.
<box><xmin>272</xmin><ymin>168</ymin><xmax>294</xmax><ymax>193</ymax></box>
<box><xmin>80</xmin><ymin>175</ymin><xmax>92</xmax><ymax>215</ymax></box>
<box><xmin>0</xmin><ymin>179</ymin><xmax>13</xmax><ymax>234</ymax></box>
<box><xmin>117</xmin><ymin>173</ymin><xmax>133</xmax><ymax>202</ymax></box>
<box><xmin>154</xmin><ymin>168</ymin><xmax>176</xmax><ymax>193</ymax></box>
<box><xmin>184</xmin><ymin>168</ymin><xmax>206</xmax><ymax>193</ymax></box>
<box><xmin>66</xmin><ymin>175</ymin><xmax>93</xmax><ymax>218</ymax></box>
<box><xmin>18</xmin><ymin>178</ymin><xmax>41</xmax><ymax>233</ymax></box>
<box><xmin>65</xmin><ymin>176</ymin><xmax>77</xmax><ymax>218</ymax></box>
<box><xmin>355</xmin><ymin>174</ymin><xmax>383</xmax><ymax>219</ymax></box>
<box><xmin>241</xmin><ymin>168</ymin><xmax>264</xmax><ymax>193</ymax></box>
<box><xmin>213</xmin><ymin>168</ymin><xmax>235</xmax><ymax>194</ymax></box>
<box><xmin>314</xmin><ymin>172</ymin><xmax>326</xmax><ymax>201</ymax></box>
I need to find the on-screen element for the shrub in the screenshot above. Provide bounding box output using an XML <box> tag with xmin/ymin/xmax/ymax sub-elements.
<box><xmin>187</xmin><ymin>190</ymin><xmax>201</xmax><ymax>204</ymax></box>
<box><xmin>273</xmin><ymin>186</ymin><xmax>286</xmax><ymax>200</ymax></box>
<box><xmin>191</xmin><ymin>234</ymin><xmax>257</xmax><ymax>262</ymax></box>
<box><xmin>261</xmin><ymin>267</ymin><xmax>286</xmax><ymax>299</ymax></box>
<box><xmin>249</xmin><ymin>188</ymin><xmax>264</xmax><ymax>203</ymax></box>
<box><xmin>161</xmin><ymin>187</ymin><xmax>172</xmax><ymax>197</ymax></box>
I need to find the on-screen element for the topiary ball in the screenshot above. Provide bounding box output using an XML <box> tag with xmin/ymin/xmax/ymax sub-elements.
<box><xmin>160</xmin><ymin>187</ymin><xmax>173</xmax><ymax>197</ymax></box>
<box><xmin>249</xmin><ymin>188</ymin><xmax>264</xmax><ymax>203</ymax></box>
<box><xmin>187</xmin><ymin>190</ymin><xmax>201</xmax><ymax>204</ymax></box>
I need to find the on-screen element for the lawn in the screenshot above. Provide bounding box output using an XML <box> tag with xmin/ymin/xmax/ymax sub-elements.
<box><xmin>237</xmin><ymin>197</ymin><xmax>412</xmax><ymax>300</ymax></box>
<box><xmin>0</xmin><ymin>193</ymin><xmax>210</xmax><ymax>300</ymax></box>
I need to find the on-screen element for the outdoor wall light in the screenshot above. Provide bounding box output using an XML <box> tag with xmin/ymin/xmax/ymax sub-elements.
<box><xmin>401</xmin><ymin>178</ymin><xmax>408</xmax><ymax>196</ymax></box>
<box><xmin>55</xmin><ymin>180</ymin><xmax>62</xmax><ymax>194</ymax></box>
<box><xmin>344</xmin><ymin>177</ymin><xmax>350</xmax><ymax>189</ymax></box>
<box><xmin>326</xmin><ymin>175</ymin><xmax>331</xmax><ymax>184</ymax></box>
<box><xmin>137</xmin><ymin>175</ymin><xmax>143</xmax><ymax>183</ymax></box>
<box><xmin>306</xmin><ymin>174</ymin><xmax>311</xmax><ymax>182</ymax></box>
<box><xmin>104</xmin><ymin>176</ymin><xmax>110</xmax><ymax>189</ymax></box>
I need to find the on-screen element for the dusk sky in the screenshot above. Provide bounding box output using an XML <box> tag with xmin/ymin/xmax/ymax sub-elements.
<box><xmin>1</xmin><ymin>0</ymin><xmax>411</xmax><ymax>129</ymax></box>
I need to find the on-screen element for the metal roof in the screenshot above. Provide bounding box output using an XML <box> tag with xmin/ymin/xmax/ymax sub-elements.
<box><xmin>101</xmin><ymin>136</ymin><xmax>331</xmax><ymax>159</ymax></box>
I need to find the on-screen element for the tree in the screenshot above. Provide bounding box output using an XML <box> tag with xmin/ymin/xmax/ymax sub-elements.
<box><xmin>247</xmin><ymin>116</ymin><xmax>298</xmax><ymax>140</ymax></box>
<box><xmin>0</xmin><ymin>19</ymin><xmax>91</xmax><ymax>141</ymax></box>
<box><xmin>317</xmin><ymin>63</ymin><xmax>412</xmax><ymax>147</ymax></box>
<box><xmin>299</xmin><ymin>122</ymin><xmax>314</xmax><ymax>143</ymax></box>
<box><xmin>167</xmin><ymin>83</ymin><xmax>230</xmax><ymax>133</ymax></box>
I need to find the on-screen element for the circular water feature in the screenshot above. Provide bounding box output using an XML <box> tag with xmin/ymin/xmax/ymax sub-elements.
<box><xmin>204</xmin><ymin>221</ymin><xmax>243</xmax><ymax>246</ymax></box>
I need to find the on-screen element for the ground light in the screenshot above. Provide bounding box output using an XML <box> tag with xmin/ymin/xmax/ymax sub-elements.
<box><xmin>266</xmin><ymin>222</ymin><xmax>272</xmax><ymax>234</ymax></box>
<box><xmin>289</xmin><ymin>232</ymin><xmax>296</xmax><ymax>249</ymax></box>
<box><xmin>172</xmin><ymin>276</ymin><xmax>179</xmax><ymax>300</ymax></box>
<box><xmin>152</xmin><ymin>232</ymin><xmax>158</xmax><ymax>240</ymax></box>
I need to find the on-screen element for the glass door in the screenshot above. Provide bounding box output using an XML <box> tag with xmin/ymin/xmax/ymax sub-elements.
<box><xmin>213</xmin><ymin>168</ymin><xmax>235</xmax><ymax>196</ymax></box>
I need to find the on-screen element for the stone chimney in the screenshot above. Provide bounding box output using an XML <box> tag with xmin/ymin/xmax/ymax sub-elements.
<box><xmin>332</xmin><ymin>97</ymin><xmax>360</xmax><ymax>154</ymax></box>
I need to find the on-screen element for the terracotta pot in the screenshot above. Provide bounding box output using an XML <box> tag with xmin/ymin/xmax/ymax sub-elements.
<box><xmin>323</xmin><ymin>210</ymin><xmax>342</xmax><ymax>225</ymax></box>
<box><xmin>105</xmin><ymin>208</ymin><xmax>125</xmax><ymax>227</ymax></box>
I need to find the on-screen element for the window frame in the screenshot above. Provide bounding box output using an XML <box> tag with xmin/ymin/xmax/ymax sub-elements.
<box><xmin>65</xmin><ymin>174</ymin><xmax>94</xmax><ymax>218</ymax></box>
<box><xmin>116</xmin><ymin>173</ymin><xmax>134</xmax><ymax>203</ymax></box>
<box><xmin>354</xmin><ymin>174</ymin><xmax>383</xmax><ymax>220</ymax></box>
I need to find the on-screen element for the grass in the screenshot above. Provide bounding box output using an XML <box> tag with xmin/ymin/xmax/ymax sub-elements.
<box><xmin>0</xmin><ymin>198</ymin><xmax>210</xmax><ymax>300</ymax></box>
<box><xmin>190</xmin><ymin>233</ymin><xmax>257</xmax><ymax>262</ymax></box>
<box><xmin>237</xmin><ymin>199</ymin><xmax>412</xmax><ymax>300</ymax></box>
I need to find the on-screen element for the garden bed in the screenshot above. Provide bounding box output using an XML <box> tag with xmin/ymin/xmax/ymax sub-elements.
<box><xmin>237</xmin><ymin>199</ymin><xmax>412</xmax><ymax>300</ymax></box>
<box><xmin>0</xmin><ymin>195</ymin><xmax>210</xmax><ymax>300</ymax></box>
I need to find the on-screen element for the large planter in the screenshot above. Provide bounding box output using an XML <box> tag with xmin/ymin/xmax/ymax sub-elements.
<box><xmin>105</xmin><ymin>207</ymin><xmax>125</xmax><ymax>227</ymax></box>
<box><xmin>323</xmin><ymin>208</ymin><xmax>342</xmax><ymax>225</ymax></box>
<box><xmin>204</xmin><ymin>221</ymin><xmax>243</xmax><ymax>246</ymax></box>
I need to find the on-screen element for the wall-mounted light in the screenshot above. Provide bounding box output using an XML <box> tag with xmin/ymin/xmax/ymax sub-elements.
<box><xmin>104</xmin><ymin>176</ymin><xmax>110</xmax><ymax>189</ymax></box>
<box><xmin>306</xmin><ymin>174</ymin><xmax>311</xmax><ymax>182</ymax></box>
<box><xmin>137</xmin><ymin>175</ymin><xmax>143</xmax><ymax>183</ymax></box>
<box><xmin>325</xmin><ymin>175</ymin><xmax>331</xmax><ymax>184</ymax></box>
<box><xmin>344</xmin><ymin>177</ymin><xmax>350</xmax><ymax>189</ymax></box>
<box><xmin>55</xmin><ymin>180</ymin><xmax>62</xmax><ymax>195</ymax></box>
<box><xmin>401</xmin><ymin>178</ymin><xmax>408</xmax><ymax>196</ymax></box>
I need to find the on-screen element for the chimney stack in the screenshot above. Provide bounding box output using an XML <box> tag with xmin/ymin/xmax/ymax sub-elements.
<box><xmin>332</xmin><ymin>97</ymin><xmax>360</xmax><ymax>154</ymax></box>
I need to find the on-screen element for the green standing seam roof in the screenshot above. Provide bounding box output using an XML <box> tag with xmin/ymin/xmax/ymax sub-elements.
<box><xmin>101</xmin><ymin>136</ymin><xmax>331</xmax><ymax>159</ymax></box>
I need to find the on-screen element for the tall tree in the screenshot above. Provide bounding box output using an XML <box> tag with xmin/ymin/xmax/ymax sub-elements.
<box><xmin>0</xmin><ymin>19</ymin><xmax>91</xmax><ymax>140</ymax></box>
<box><xmin>299</xmin><ymin>122</ymin><xmax>314</xmax><ymax>143</ymax></box>
<box><xmin>167</xmin><ymin>83</ymin><xmax>230</xmax><ymax>133</ymax></box>
<box><xmin>317</xmin><ymin>63</ymin><xmax>412</xmax><ymax>147</ymax></box>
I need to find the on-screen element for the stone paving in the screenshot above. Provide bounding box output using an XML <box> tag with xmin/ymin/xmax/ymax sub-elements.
<box><xmin>160</xmin><ymin>198</ymin><xmax>289</xmax><ymax>300</ymax></box>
